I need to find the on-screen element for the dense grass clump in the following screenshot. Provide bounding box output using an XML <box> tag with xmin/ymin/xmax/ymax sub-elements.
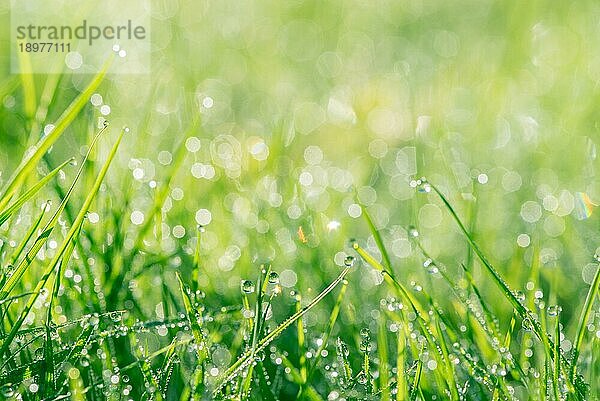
<box><xmin>1</xmin><ymin>1</ymin><xmax>600</xmax><ymax>400</ymax></box>
<box><xmin>0</xmin><ymin>76</ymin><xmax>598</xmax><ymax>399</ymax></box>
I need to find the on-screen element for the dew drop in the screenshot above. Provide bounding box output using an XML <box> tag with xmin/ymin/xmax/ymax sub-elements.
<box><xmin>344</xmin><ymin>256</ymin><xmax>355</xmax><ymax>267</ymax></box>
<box><xmin>268</xmin><ymin>272</ymin><xmax>280</xmax><ymax>284</ymax></box>
<box><xmin>34</xmin><ymin>347</ymin><xmax>44</xmax><ymax>360</ymax></box>
<box><xmin>408</xmin><ymin>225</ymin><xmax>419</xmax><ymax>238</ymax></box>
<box><xmin>423</xmin><ymin>258</ymin><xmax>439</xmax><ymax>274</ymax></box>
<box><xmin>547</xmin><ymin>305</ymin><xmax>562</xmax><ymax>317</ymax></box>
<box><xmin>1</xmin><ymin>384</ymin><xmax>14</xmax><ymax>397</ymax></box>
<box><xmin>240</xmin><ymin>280</ymin><xmax>255</xmax><ymax>294</ymax></box>
<box><xmin>412</xmin><ymin>177</ymin><xmax>431</xmax><ymax>193</ymax></box>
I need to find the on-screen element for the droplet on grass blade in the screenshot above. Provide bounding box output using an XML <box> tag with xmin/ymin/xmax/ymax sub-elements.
<box><xmin>408</xmin><ymin>225</ymin><xmax>419</xmax><ymax>238</ymax></box>
<box><xmin>514</xmin><ymin>291</ymin><xmax>526</xmax><ymax>302</ymax></box>
<box><xmin>423</xmin><ymin>258</ymin><xmax>439</xmax><ymax>274</ymax></box>
<box><xmin>344</xmin><ymin>256</ymin><xmax>355</xmax><ymax>267</ymax></box>
<box><xmin>547</xmin><ymin>305</ymin><xmax>562</xmax><ymax>316</ymax></box>
<box><xmin>410</xmin><ymin>177</ymin><xmax>431</xmax><ymax>193</ymax></box>
<box><xmin>240</xmin><ymin>280</ymin><xmax>255</xmax><ymax>294</ymax></box>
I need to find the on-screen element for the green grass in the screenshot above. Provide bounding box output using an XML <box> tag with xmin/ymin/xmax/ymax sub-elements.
<box><xmin>1</xmin><ymin>0</ymin><xmax>600</xmax><ymax>400</ymax></box>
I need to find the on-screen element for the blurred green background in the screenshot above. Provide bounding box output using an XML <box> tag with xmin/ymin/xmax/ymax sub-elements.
<box><xmin>0</xmin><ymin>0</ymin><xmax>599</xmax><ymax>397</ymax></box>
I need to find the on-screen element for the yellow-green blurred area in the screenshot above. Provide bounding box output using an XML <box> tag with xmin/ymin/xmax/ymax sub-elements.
<box><xmin>0</xmin><ymin>0</ymin><xmax>599</xmax><ymax>356</ymax></box>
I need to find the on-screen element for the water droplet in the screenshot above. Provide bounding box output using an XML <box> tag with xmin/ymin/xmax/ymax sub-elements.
<box><xmin>344</xmin><ymin>256</ymin><xmax>355</xmax><ymax>267</ymax></box>
<box><xmin>336</xmin><ymin>337</ymin><xmax>349</xmax><ymax>357</ymax></box>
<box><xmin>413</xmin><ymin>177</ymin><xmax>431</xmax><ymax>193</ymax></box>
<box><xmin>408</xmin><ymin>225</ymin><xmax>419</xmax><ymax>238</ymax></box>
<box><xmin>34</xmin><ymin>347</ymin><xmax>44</xmax><ymax>360</ymax></box>
<box><xmin>89</xmin><ymin>314</ymin><xmax>100</xmax><ymax>326</ymax></box>
<box><xmin>360</xmin><ymin>327</ymin><xmax>370</xmax><ymax>338</ymax></box>
<box><xmin>1</xmin><ymin>384</ymin><xmax>14</xmax><ymax>397</ymax></box>
<box><xmin>254</xmin><ymin>351</ymin><xmax>265</xmax><ymax>362</ymax></box>
<box><xmin>240</xmin><ymin>280</ymin><xmax>255</xmax><ymax>294</ymax></box>
<box><xmin>268</xmin><ymin>272</ymin><xmax>279</xmax><ymax>284</ymax></box>
<box><xmin>109</xmin><ymin>312</ymin><xmax>122</xmax><ymax>322</ymax></box>
<box><xmin>197</xmin><ymin>225</ymin><xmax>206</xmax><ymax>233</ymax></box>
<box><xmin>423</xmin><ymin>258</ymin><xmax>439</xmax><ymax>274</ymax></box>
<box><xmin>547</xmin><ymin>305</ymin><xmax>562</xmax><ymax>316</ymax></box>
<box><xmin>514</xmin><ymin>291</ymin><xmax>526</xmax><ymax>302</ymax></box>
<box><xmin>359</xmin><ymin>339</ymin><xmax>372</xmax><ymax>352</ymax></box>
<box><xmin>522</xmin><ymin>317</ymin><xmax>535</xmax><ymax>332</ymax></box>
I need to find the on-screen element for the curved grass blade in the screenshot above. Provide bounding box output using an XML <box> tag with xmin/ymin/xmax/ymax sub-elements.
<box><xmin>352</xmin><ymin>242</ymin><xmax>427</xmax><ymax>319</ymax></box>
<box><xmin>7</xmin><ymin>200</ymin><xmax>50</xmax><ymax>267</ymax></box>
<box><xmin>176</xmin><ymin>272</ymin><xmax>208</xmax><ymax>362</ymax></box>
<box><xmin>0</xmin><ymin>125</ymin><xmax>107</xmax><ymax>301</ymax></box>
<box><xmin>240</xmin><ymin>264</ymin><xmax>272</xmax><ymax>398</ymax></box>
<box><xmin>0</xmin><ymin>57</ymin><xmax>112</xmax><ymax>211</ymax></box>
<box><xmin>360</xmin><ymin>203</ymin><xmax>391</xmax><ymax>269</ymax></box>
<box><xmin>158</xmin><ymin>339</ymin><xmax>178</xmax><ymax>398</ymax></box>
<box><xmin>0</xmin><ymin>158</ymin><xmax>73</xmax><ymax>227</ymax></box>
<box><xmin>430</xmin><ymin>182</ymin><xmax>584</xmax><ymax>399</ymax></box>
<box><xmin>409</xmin><ymin>358</ymin><xmax>423</xmax><ymax>401</ymax></box>
<box><xmin>213</xmin><ymin>267</ymin><xmax>351</xmax><ymax>397</ymax></box>
<box><xmin>0</xmin><ymin>127</ymin><xmax>125</xmax><ymax>357</ymax></box>
<box><xmin>308</xmin><ymin>278</ymin><xmax>348</xmax><ymax>375</ymax></box>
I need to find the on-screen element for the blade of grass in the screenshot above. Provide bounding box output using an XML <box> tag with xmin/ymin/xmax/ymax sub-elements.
<box><xmin>16</xmin><ymin>48</ymin><xmax>36</xmax><ymax>121</ymax></box>
<box><xmin>176</xmin><ymin>272</ymin><xmax>208</xmax><ymax>362</ymax></box>
<box><xmin>396</xmin><ymin>330</ymin><xmax>407</xmax><ymax>401</ymax></box>
<box><xmin>570</xmin><ymin>259</ymin><xmax>600</xmax><ymax>382</ymax></box>
<box><xmin>213</xmin><ymin>267</ymin><xmax>351</xmax><ymax>397</ymax></box>
<box><xmin>430</xmin><ymin>182</ymin><xmax>583</xmax><ymax>399</ymax></box>
<box><xmin>0</xmin><ymin>57</ymin><xmax>112</xmax><ymax>211</ymax></box>
<box><xmin>378</xmin><ymin>315</ymin><xmax>391</xmax><ymax>401</ymax></box>
<box><xmin>240</xmin><ymin>264</ymin><xmax>271</xmax><ymax>398</ymax></box>
<box><xmin>0</xmin><ymin>125</ymin><xmax>107</xmax><ymax>301</ymax></box>
<box><xmin>7</xmin><ymin>200</ymin><xmax>50</xmax><ymax>267</ymax></box>
<box><xmin>308</xmin><ymin>278</ymin><xmax>348</xmax><ymax>375</ymax></box>
<box><xmin>0</xmin><ymin>127</ymin><xmax>125</xmax><ymax>356</ymax></box>
<box><xmin>0</xmin><ymin>158</ymin><xmax>73</xmax><ymax>226</ymax></box>
<box><xmin>360</xmin><ymin>204</ymin><xmax>391</xmax><ymax>269</ymax></box>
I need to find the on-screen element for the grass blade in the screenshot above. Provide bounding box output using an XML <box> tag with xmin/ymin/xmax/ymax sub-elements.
<box><xmin>0</xmin><ymin>57</ymin><xmax>112</xmax><ymax>211</ymax></box>
<box><xmin>0</xmin><ymin>125</ymin><xmax>107</xmax><ymax>301</ymax></box>
<box><xmin>176</xmin><ymin>272</ymin><xmax>208</xmax><ymax>362</ymax></box>
<box><xmin>0</xmin><ymin>158</ymin><xmax>73</xmax><ymax>227</ymax></box>
<box><xmin>0</xmin><ymin>127</ymin><xmax>125</xmax><ymax>356</ymax></box>
<box><xmin>571</xmin><ymin>259</ymin><xmax>600</xmax><ymax>381</ymax></box>
<box><xmin>360</xmin><ymin>203</ymin><xmax>392</xmax><ymax>269</ymax></box>
<box><xmin>213</xmin><ymin>267</ymin><xmax>351</xmax><ymax>397</ymax></box>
